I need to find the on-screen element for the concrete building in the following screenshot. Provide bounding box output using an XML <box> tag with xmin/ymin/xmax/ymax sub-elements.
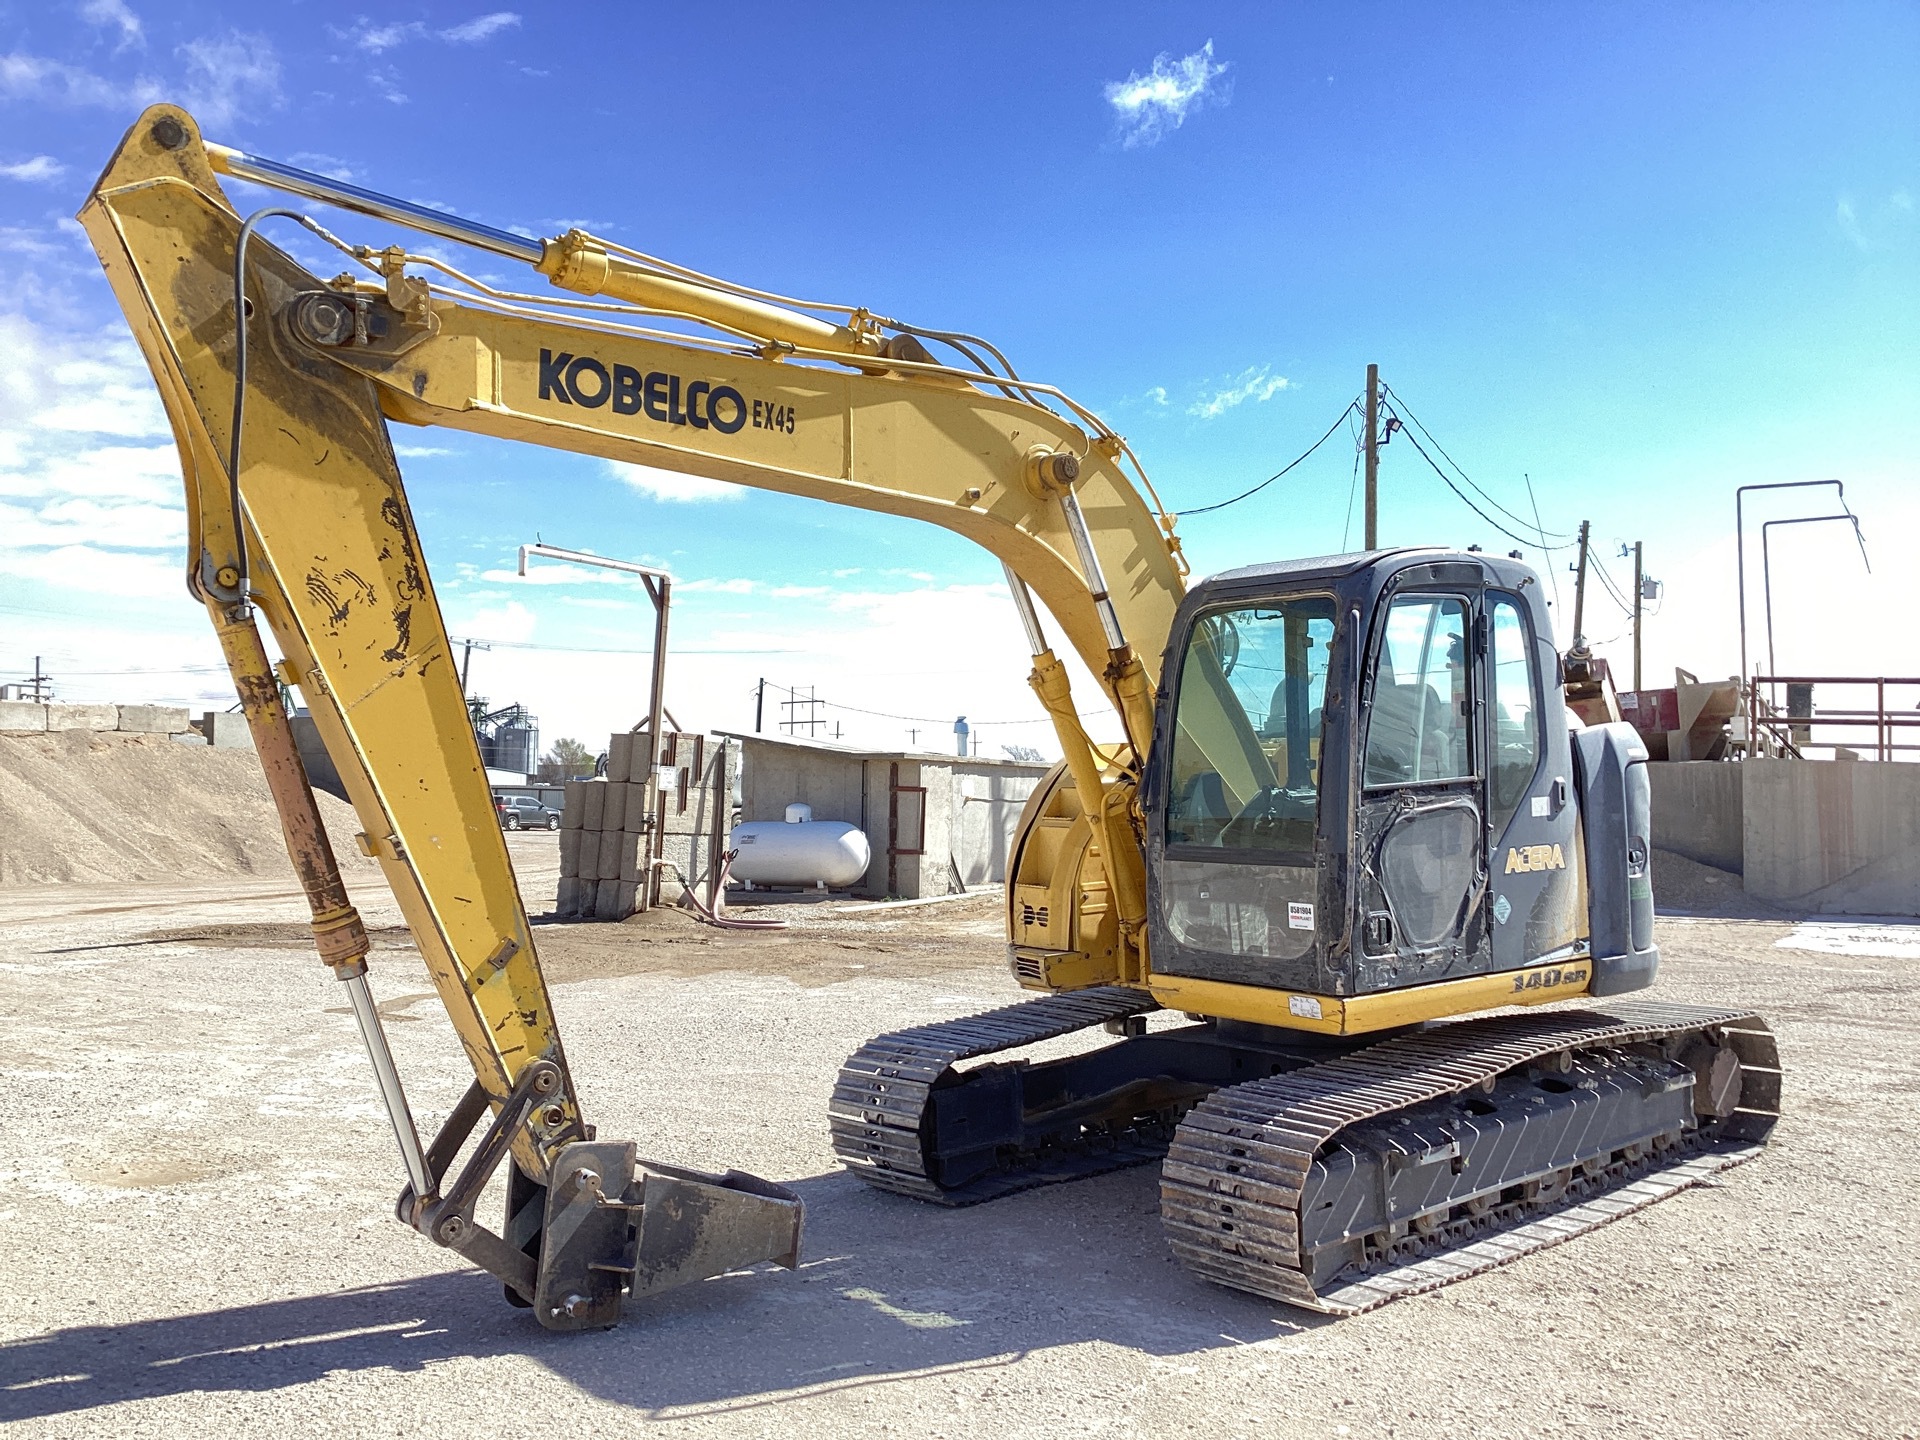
<box><xmin>720</xmin><ymin>731</ymin><xmax>1051</xmax><ymax>899</ymax></box>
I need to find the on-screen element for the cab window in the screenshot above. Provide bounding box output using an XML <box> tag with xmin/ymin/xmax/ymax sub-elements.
<box><xmin>1165</xmin><ymin>596</ymin><xmax>1336</xmax><ymax>852</ymax></box>
<box><xmin>1363</xmin><ymin>595</ymin><xmax>1471</xmax><ymax>787</ymax></box>
<box><xmin>1488</xmin><ymin>593</ymin><xmax>1542</xmax><ymax>831</ymax></box>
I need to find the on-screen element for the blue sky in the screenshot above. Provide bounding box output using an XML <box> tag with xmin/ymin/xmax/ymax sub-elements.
<box><xmin>1</xmin><ymin>3</ymin><xmax>1914</xmax><ymax>754</ymax></box>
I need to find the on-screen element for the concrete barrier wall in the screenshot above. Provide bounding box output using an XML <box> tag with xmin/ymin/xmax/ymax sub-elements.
<box><xmin>1742</xmin><ymin>759</ymin><xmax>1920</xmax><ymax>916</ymax></box>
<box><xmin>0</xmin><ymin>702</ymin><xmax>193</xmax><ymax>735</ymax></box>
<box><xmin>1648</xmin><ymin>762</ymin><xmax>1744</xmax><ymax>873</ymax></box>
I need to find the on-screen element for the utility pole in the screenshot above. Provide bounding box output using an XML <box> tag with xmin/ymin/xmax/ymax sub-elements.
<box><xmin>754</xmin><ymin>677</ymin><xmax>765</xmax><ymax>733</ymax></box>
<box><xmin>1632</xmin><ymin>541</ymin><xmax>1644</xmax><ymax>691</ymax></box>
<box><xmin>1570</xmin><ymin>520</ymin><xmax>1591</xmax><ymax>648</ymax></box>
<box><xmin>29</xmin><ymin>656</ymin><xmax>49</xmax><ymax>703</ymax></box>
<box><xmin>1363</xmin><ymin>363</ymin><xmax>1380</xmax><ymax>550</ymax></box>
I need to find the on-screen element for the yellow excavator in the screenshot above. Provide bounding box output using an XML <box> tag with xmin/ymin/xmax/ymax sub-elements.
<box><xmin>79</xmin><ymin>105</ymin><xmax>1778</xmax><ymax>1330</ymax></box>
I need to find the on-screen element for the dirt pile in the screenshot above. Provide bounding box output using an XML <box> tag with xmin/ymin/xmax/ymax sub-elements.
<box><xmin>0</xmin><ymin>730</ymin><xmax>379</xmax><ymax>886</ymax></box>
<box><xmin>1653</xmin><ymin>846</ymin><xmax>1789</xmax><ymax>919</ymax></box>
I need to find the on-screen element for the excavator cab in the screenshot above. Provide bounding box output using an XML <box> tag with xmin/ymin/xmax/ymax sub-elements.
<box><xmin>1145</xmin><ymin>548</ymin><xmax>1602</xmax><ymax>1000</ymax></box>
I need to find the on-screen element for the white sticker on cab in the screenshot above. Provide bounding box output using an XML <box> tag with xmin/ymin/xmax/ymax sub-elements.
<box><xmin>1287</xmin><ymin>901</ymin><xmax>1314</xmax><ymax>930</ymax></box>
<box><xmin>1530</xmin><ymin>795</ymin><xmax>1552</xmax><ymax>818</ymax></box>
<box><xmin>1288</xmin><ymin>994</ymin><xmax>1323</xmax><ymax>1019</ymax></box>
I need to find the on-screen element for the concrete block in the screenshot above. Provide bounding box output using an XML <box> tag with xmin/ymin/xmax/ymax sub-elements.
<box><xmin>597</xmin><ymin>830</ymin><xmax>627</xmax><ymax>882</ymax></box>
<box><xmin>602</xmin><ymin>781</ymin><xmax>628</xmax><ymax>834</ymax></box>
<box><xmin>613</xmin><ymin>832</ymin><xmax>643</xmax><ymax>883</ymax></box>
<box><xmin>561</xmin><ymin>781</ymin><xmax>589</xmax><ymax>830</ymax></box>
<box><xmin>607</xmin><ymin>731</ymin><xmax>634</xmax><ymax>784</ymax></box>
<box><xmin>623</xmin><ymin>781</ymin><xmax>653</xmax><ymax>833</ymax></box>
<box><xmin>0</xmin><ymin>701</ymin><xmax>47</xmax><ymax>733</ymax></box>
<box><xmin>556</xmin><ymin>876</ymin><xmax>590</xmax><ymax>917</ymax></box>
<box><xmin>201</xmin><ymin>712</ymin><xmax>254</xmax><ymax>749</ymax></box>
<box><xmin>558</xmin><ymin>828</ymin><xmax>584</xmax><ymax>876</ymax></box>
<box><xmin>117</xmin><ymin>704</ymin><xmax>191</xmax><ymax>734</ymax></box>
<box><xmin>593</xmin><ymin>878</ymin><xmax>636</xmax><ymax>921</ymax></box>
<box><xmin>47</xmin><ymin>703</ymin><xmax>119</xmax><ymax>732</ymax></box>
<box><xmin>581</xmin><ymin>781</ymin><xmax>607</xmax><ymax>832</ymax></box>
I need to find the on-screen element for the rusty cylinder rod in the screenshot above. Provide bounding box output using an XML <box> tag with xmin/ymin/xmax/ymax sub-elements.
<box><xmin>209</xmin><ymin>605</ymin><xmax>372</xmax><ymax>975</ymax></box>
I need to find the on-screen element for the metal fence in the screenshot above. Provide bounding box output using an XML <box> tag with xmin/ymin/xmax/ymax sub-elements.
<box><xmin>1746</xmin><ymin>676</ymin><xmax>1920</xmax><ymax>761</ymax></box>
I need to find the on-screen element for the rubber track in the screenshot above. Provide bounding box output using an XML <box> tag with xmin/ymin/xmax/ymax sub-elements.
<box><xmin>830</xmin><ymin>986</ymin><xmax>1162</xmax><ymax>1204</ymax></box>
<box><xmin>1160</xmin><ymin>999</ymin><xmax>1781</xmax><ymax>1314</ymax></box>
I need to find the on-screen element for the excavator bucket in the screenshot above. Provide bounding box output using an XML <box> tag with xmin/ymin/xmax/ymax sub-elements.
<box><xmin>531</xmin><ymin>1141</ymin><xmax>803</xmax><ymax>1330</ymax></box>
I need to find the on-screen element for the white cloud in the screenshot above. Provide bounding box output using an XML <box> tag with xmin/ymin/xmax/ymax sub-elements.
<box><xmin>80</xmin><ymin>0</ymin><xmax>144</xmax><ymax>49</ymax></box>
<box><xmin>393</xmin><ymin>443</ymin><xmax>453</xmax><ymax>458</ymax></box>
<box><xmin>3</xmin><ymin>543</ymin><xmax>184</xmax><ymax>598</ymax></box>
<box><xmin>0</xmin><ymin>30</ymin><xmax>280</xmax><ymax>129</ymax></box>
<box><xmin>442</xmin><ymin>13</ymin><xmax>522</xmax><ymax>43</ymax></box>
<box><xmin>1836</xmin><ymin>191</ymin><xmax>1917</xmax><ymax>252</ymax></box>
<box><xmin>0</xmin><ymin>155</ymin><xmax>64</xmax><ymax>183</ymax></box>
<box><xmin>343</xmin><ymin>12</ymin><xmax>522</xmax><ymax>51</ymax></box>
<box><xmin>1837</xmin><ymin>197</ymin><xmax>1868</xmax><ymax>251</ymax></box>
<box><xmin>0</xmin><ymin>52</ymin><xmax>156</xmax><ymax>109</ymax></box>
<box><xmin>604</xmin><ymin>458</ymin><xmax>741</xmax><ymax>504</ymax></box>
<box><xmin>176</xmin><ymin>31</ymin><xmax>281</xmax><ymax>128</ymax></box>
<box><xmin>362</xmin><ymin>23</ymin><xmax>425</xmax><ymax>52</ymax></box>
<box><xmin>1104</xmin><ymin>41</ymin><xmax>1229</xmax><ymax>149</ymax></box>
<box><xmin>1189</xmin><ymin>365</ymin><xmax>1291</xmax><ymax>419</ymax></box>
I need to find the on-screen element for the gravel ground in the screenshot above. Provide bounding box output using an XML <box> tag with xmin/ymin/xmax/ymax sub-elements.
<box><xmin>1</xmin><ymin>832</ymin><xmax>1915</xmax><ymax>1439</ymax></box>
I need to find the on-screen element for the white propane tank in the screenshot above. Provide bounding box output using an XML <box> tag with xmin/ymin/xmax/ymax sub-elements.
<box><xmin>730</xmin><ymin>805</ymin><xmax>870</xmax><ymax>888</ymax></box>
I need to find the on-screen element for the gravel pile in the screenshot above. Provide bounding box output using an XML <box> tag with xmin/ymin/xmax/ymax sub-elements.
<box><xmin>0</xmin><ymin>729</ymin><xmax>376</xmax><ymax>886</ymax></box>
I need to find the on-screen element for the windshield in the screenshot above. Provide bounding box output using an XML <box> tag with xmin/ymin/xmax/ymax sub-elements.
<box><xmin>1164</xmin><ymin>596</ymin><xmax>1337</xmax><ymax>854</ymax></box>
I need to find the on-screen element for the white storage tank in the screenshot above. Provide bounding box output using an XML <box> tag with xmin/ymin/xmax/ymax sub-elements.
<box><xmin>729</xmin><ymin>803</ymin><xmax>871</xmax><ymax>888</ymax></box>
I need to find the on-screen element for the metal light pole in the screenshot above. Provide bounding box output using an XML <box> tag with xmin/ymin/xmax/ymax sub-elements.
<box><xmin>1760</xmin><ymin>512</ymin><xmax>1870</xmax><ymax>679</ymax></box>
<box><xmin>518</xmin><ymin>543</ymin><xmax>675</xmax><ymax>908</ymax></box>
<box><xmin>1735</xmin><ymin>480</ymin><xmax>1851</xmax><ymax>687</ymax></box>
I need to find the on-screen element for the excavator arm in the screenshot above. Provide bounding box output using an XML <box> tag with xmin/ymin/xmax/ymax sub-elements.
<box><xmin>77</xmin><ymin>104</ymin><xmax>1192</xmax><ymax>1327</ymax></box>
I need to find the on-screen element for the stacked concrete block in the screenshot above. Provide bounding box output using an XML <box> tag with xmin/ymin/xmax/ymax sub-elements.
<box><xmin>555</xmin><ymin>769</ymin><xmax>653</xmax><ymax>921</ymax></box>
<box><xmin>115</xmin><ymin>704</ymin><xmax>192</xmax><ymax>734</ymax></box>
<box><xmin>554</xmin><ymin>730</ymin><xmax>739</xmax><ymax>921</ymax></box>
<box><xmin>48</xmin><ymin>703</ymin><xmax>120</xmax><ymax>731</ymax></box>
<box><xmin>0</xmin><ymin>701</ymin><xmax>47</xmax><ymax>733</ymax></box>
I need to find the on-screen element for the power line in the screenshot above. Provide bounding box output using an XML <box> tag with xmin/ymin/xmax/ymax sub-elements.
<box><xmin>1379</xmin><ymin>383</ymin><xmax>1578</xmax><ymax>545</ymax></box>
<box><xmin>456</xmin><ymin>636</ymin><xmax>799</xmax><ymax>656</ymax></box>
<box><xmin>1178</xmin><ymin>399</ymin><xmax>1362</xmax><ymax>517</ymax></box>
<box><xmin>1383</xmin><ymin>414</ymin><xmax>1571</xmax><ymax>553</ymax></box>
<box><xmin>753</xmin><ymin>678</ymin><xmax>1111</xmax><ymax>729</ymax></box>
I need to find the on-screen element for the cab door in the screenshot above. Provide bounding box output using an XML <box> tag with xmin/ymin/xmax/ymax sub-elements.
<box><xmin>1481</xmin><ymin>590</ymin><xmax>1581</xmax><ymax>968</ymax></box>
<box><xmin>1352</xmin><ymin>588</ymin><xmax>1490</xmax><ymax>992</ymax></box>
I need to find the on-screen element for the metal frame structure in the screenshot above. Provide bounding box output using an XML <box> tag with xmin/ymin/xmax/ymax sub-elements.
<box><xmin>517</xmin><ymin>542</ymin><xmax>673</xmax><ymax>908</ymax></box>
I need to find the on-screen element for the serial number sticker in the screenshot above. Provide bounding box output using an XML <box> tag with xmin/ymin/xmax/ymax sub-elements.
<box><xmin>1288</xmin><ymin>995</ymin><xmax>1324</xmax><ymax>1019</ymax></box>
<box><xmin>1287</xmin><ymin>902</ymin><xmax>1315</xmax><ymax>930</ymax></box>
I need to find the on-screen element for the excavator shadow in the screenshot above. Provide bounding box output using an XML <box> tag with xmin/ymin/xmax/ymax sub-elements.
<box><xmin>0</xmin><ymin>1167</ymin><xmax>1330</xmax><ymax>1423</ymax></box>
